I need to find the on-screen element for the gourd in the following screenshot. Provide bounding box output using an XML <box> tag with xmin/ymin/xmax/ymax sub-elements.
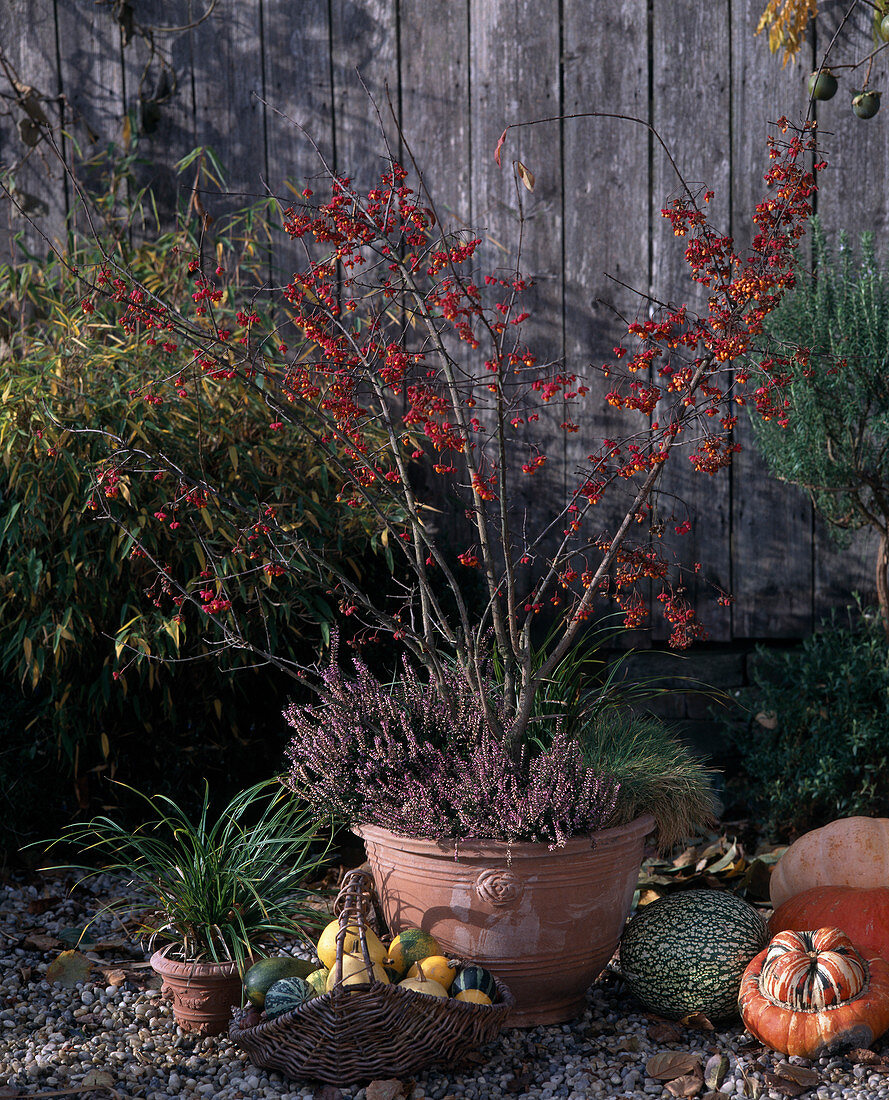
<box><xmin>385</xmin><ymin>929</ymin><xmax>441</xmax><ymax>977</ymax></box>
<box><xmin>263</xmin><ymin>976</ymin><xmax>314</xmax><ymax>1018</ymax></box>
<box><xmin>243</xmin><ymin>956</ymin><xmax>316</xmax><ymax>1008</ymax></box>
<box><xmin>770</xmin><ymin>817</ymin><xmax>889</xmax><ymax>909</ymax></box>
<box><xmin>316</xmin><ymin>919</ymin><xmax>388</xmax><ymax>970</ymax></box>
<box><xmin>406</xmin><ymin>956</ymin><xmax>458</xmax><ymax>991</ymax></box>
<box><xmin>326</xmin><ymin>951</ymin><xmax>390</xmax><ymax>991</ymax></box>
<box><xmin>454</xmin><ymin>989</ymin><xmax>492</xmax><ymax>1006</ymax></box>
<box><xmin>770</xmin><ymin>885</ymin><xmax>889</xmax><ymax>963</ymax></box>
<box><xmin>619</xmin><ymin>889</ymin><xmax>769</xmax><ymax>1022</ymax></box>
<box><xmin>451</xmin><ymin>965</ymin><xmax>497</xmax><ymax>1001</ymax></box>
<box><xmin>739</xmin><ymin>927</ymin><xmax>889</xmax><ymax>1057</ymax></box>
<box><xmin>397</xmin><ymin>976</ymin><xmax>449</xmax><ymax>998</ymax></box>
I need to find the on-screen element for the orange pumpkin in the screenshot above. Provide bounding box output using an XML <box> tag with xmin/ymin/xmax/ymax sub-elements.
<box><xmin>739</xmin><ymin>927</ymin><xmax>889</xmax><ymax>1057</ymax></box>
<box><xmin>770</xmin><ymin>885</ymin><xmax>889</xmax><ymax>963</ymax></box>
<box><xmin>770</xmin><ymin>817</ymin><xmax>889</xmax><ymax>909</ymax></box>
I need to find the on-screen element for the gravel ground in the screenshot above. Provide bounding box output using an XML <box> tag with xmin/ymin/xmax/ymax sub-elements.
<box><xmin>2</xmin><ymin>872</ymin><xmax>889</xmax><ymax>1100</ymax></box>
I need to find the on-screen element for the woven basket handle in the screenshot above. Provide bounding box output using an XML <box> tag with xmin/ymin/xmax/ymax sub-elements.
<box><xmin>328</xmin><ymin>868</ymin><xmax>383</xmax><ymax>987</ymax></box>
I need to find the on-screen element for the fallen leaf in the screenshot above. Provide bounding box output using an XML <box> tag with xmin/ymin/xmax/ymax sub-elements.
<box><xmin>516</xmin><ymin>161</ymin><xmax>535</xmax><ymax>192</ymax></box>
<box><xmin>99</xmin><ymin>968</ymin><xmax>127</xmax><ymax>986</ymax></box>
<box><xmin>648</xmin><ymin>1021</ymin><xmax>683</xmax><ymax>1043</ymax></box>
<box><xmin>737</xmin><ymin>858</ymin><xmax>773</xmax><ymax>901</ymax></box>
<box><xmin>646</xmin><ymin>1051</ymin><xmax>702</xmax><ymax>1081</ymax></box>
<box><xmin>666</xmin><ymin>1069</ymin><xmax>704</xmax><ymax>1098</ymax></box>
<box><xmin>312</xmin><ymin>1086</ymin><xmax>343</xmax><ymax>1100</ymax></box>
<box><xmin>27</xmin><ymin>897</ymin><xmax>61</xmax><ymax>915</ymax></box>
<box><xmin>365</xmin><ymin>1081</ymin><xmax>405</xmax><ymax>1100</ymax></box>
<box><xmin>615</xmin><ymin>1035</ymin><xmax>640</xmax><ymax>1052</ymax></box>
<box><xmin>704</xmin><ymin>1053</ymin><xmax>729</xmax><ymax>1089</ymax></box>
<box><xmin>755</xmin><ymin>710</ymin><xmax>778</xmax><ymax>729</ymax></box>
<box><xmin>637</xmin><ymin>887</ymin><xmax>664</xmax><ymax>906</ymax></box>
<box><xmin>680</xmin><ymin>1012</ymin><xmax>715</xmax><ymax>1031</ymax></box>
<box><xmin>774</xmin><ymin>1063</ymin><xmax>820</xmax><ymax>1087</ymax></box>
<box><xmin>763</xmin><ymin>1072</ymin><xmax>804</xmax><ymax>1097</ymax></box>
<box><xmin>849</xmin><ymin>1048</ymin><xmax>884</xmax><ymax>1065</ymax></box>
<box><xmin>81</xmin><ymin>1070</ymin><xmax>115</xmax><ymax>1089</ymax></box>
<box><xmin>46</xmin><ymin>950</ymin><xmax>93</xmax><ymax>987</ymax></box>
<box><xmin>23</xmin><ymin>933</ymin><xmax>63</xmax><ymax>951</ymax></box>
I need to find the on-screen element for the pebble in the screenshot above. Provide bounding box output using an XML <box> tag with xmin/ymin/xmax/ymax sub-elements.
<box><xmin>2</xmin><ymin>872</ymin><xmax>888</xmax><ymax>1099</ymax></box>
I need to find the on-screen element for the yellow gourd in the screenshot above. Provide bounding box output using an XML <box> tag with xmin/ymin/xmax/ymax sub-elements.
<box><xmin>316</xmin><ymin>919</ymin><xmax>387</xmax><ymax>970</ymax></box>
<box><xmin>397</xmin><ymin>976</ymin><xmax>449</xmax><ymax>998</ymax></box>
<box><xmin>326</xmin><ymin>952</ymin><xmax>390</xmax><ymax>990</ymax></box>
<box><xmin>406</xmin><ymin>955</ymin><xmax>458</xmax><ymax>991</ymax></box>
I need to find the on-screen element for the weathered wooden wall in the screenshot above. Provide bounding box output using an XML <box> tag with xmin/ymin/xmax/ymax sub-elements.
<box><xmin>0</xmin><ymin>0</ymin><xmax>882</xmax><ymax>645</ymax></box>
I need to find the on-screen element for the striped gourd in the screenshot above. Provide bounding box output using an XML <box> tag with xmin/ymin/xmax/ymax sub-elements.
<box><xmin>264</xmin><ymin>976</ymin><xmax>314</xmax><ymax>1018</ymax></box>
<box><xmin>760</xmin><ymin>928</ymin><xmax>866</xmax><ymax>1010</ymax></box>
<box><xmin>619</xmin><ymin>889</ymin><xmax>769</xmax><ymax>1022</ymax></box>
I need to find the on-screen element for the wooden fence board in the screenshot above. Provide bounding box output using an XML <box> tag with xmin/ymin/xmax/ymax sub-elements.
<box><xmin>469</xmin><ymin>0</ymin><xmax>564</xmax><ymax>585</ymax></box>
<box><xmin>729</xmin><ymin>0</ymin><xmax>815</xmax><ymax>638</ymax></box>
<box><xmin>261</xmin><ymin>0</ymin><xmax>333</xmax><ymax>283</ymax></box>
<box><xmin>562</xmin><ymin>0</ymin><xmax>652</xmax><ymax>638</ymax></box>
<box><xmin>0</xmin><ymin>0</ymin><xmax>67</xmax><ymax>261</ymax></box>
<box><xmin>650</xmin><ymin>0</ymin><xmax>733</xmax><ymax>642</ymax></box>
<box><xmin>0</xmin><ymin>0</ymin><xmax>885</xmax><ymax>641</ymax></box>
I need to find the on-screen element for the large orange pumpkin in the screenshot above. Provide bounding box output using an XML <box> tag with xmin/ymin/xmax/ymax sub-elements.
<box><xmin>770</xmin><ymin>886</ymin><xmax>889</xmax><ymax>963</ymax></box>
<box><xmin>739</xmin><ymin>927</ymin><xmax>889</xmax><ymax>1057</ymax></box>
<box><xmin>770</xmin><ymin>817</ymin><xmax>889</xmax><ymax>909</ymax></box>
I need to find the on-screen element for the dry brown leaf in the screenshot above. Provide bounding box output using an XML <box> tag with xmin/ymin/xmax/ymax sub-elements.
<box><xmin>23</xmin><ymin>932</ymin><xmax>63</xmax><ymax>951</ymax></box>
<box><xmin>365</xmin><ymin>1081</ymin><xmax>405</xmax><ymax>1100</ymax></box>
<box><xmin>81</xmin><ymin>1070</ymin><xmax>115</xmax><ymax>1089</ymax></box>
<box><xmin>494</xmin><ymin>129</ymin><xmax>508</xmax><ymax>166</ymax></box>
<box><xmin>648</xmin><ymin>1021</ymin><xmax>683</xmax><ymax>1043</ymax></box>
<box><xmin>27</xmin><ymin>897</ymin><xmax>61</xmax><ymax>915</ymax></box>
<box><xmin>666</xmin><ymin>1069</ymin><xmax>704</xmax><ymax>1098</ymax></box>
<box><xmin>99</xmin><ymin>968</ymin><xmax>127</xmax><ymax>987</ymax></box>
<box><xmin>615</xmin><ymin>1035</ymin><xmax>641</xmax><ymax>1052</ymax></box>
<box><xmin>312</xmin><ymin>1085</ymin><xmax>343</xmax><ymax>1100</ymax></box>
<box><xmin>516</xmin><ymin>161</ymin><xmax>535</xmax><ymax>192</ymax></box>
<box><xmin>680</xmin><ymin>1012</ymin><xmax>716</xmax><ymax>1031</ymax></box>
<box><xmin>638</xmin><ymin>887</ymin><xmax>663</xmax><ymax>906</ymax></box>
<box><xmin>646</xmin><ymin>1051</ymin><xmax>702</xmax><ymax>1081</ymax></box>
<box><xmin>774</xmin><ymin>1063</ymin><xmax>820</xmax><ymax>1087</ymax></box>
<box><xmin>763</xmin><ymin>1072</ymin><xmax>805</xmax><ymax>1098</ymax></box>
<box><xmin>755</xmin><ymin>710</ymin><xmax>778</xmax><ymax>729</ymax></box>
<box><xmin>849</xmin><ymin>1048</ymin><xmax>884</xmax><ymax>1065</ymax></box>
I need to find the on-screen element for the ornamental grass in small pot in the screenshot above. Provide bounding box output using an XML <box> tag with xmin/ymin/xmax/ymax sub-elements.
<box><xmin>285</xmin><ymin>641</ymin><xmax>718</xmax><ymax>1026</ymax></box>
<box><xmin>41</xmin><ymin>779</ymin><xmax>331</xmax><ymax>1035</ymax></box>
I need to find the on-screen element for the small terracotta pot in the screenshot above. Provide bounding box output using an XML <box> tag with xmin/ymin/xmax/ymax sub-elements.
<box><xmin>150</xmin><ymin>948</ymin><xmax>244</xmax><ymax>1036</ymax></box>
<box><xmin>357</xmin><ymin>814</ymin><xmax>655</xmax><ymax>1027</ymax></box>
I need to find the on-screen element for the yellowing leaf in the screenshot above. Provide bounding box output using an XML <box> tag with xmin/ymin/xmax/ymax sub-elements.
<box><xmin>100</xmin><ymin>732</ymin><xmax>110</xmax><ymax>759</ymax></box>
<box><xmin>517</xmin><ymin>161</ymin><xmax>535</xmax><ymax>192</ymax></box>
<box><xmin>46</xmin><ymin>950</ymin><xmax>93</xmax><ymax>987</ymax></box>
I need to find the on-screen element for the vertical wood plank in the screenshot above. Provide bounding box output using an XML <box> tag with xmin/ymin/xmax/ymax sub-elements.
<box><xmin>329</xmin><ymin>0</ymin><xmax>399</xmax><ymax>188</ymax></box>
<box><xmin>650</xmin><ymin>0</ymin><xmax>733</xmax><ymax>642</ymax></box>
<box><xmin>808</xmin><ymin>0</ymin><xmax>884</xmax><ymax>619</ymax></box>
<box><xmin>729</xmin><ymin>0</ymin><xmax>814</xmax><ymax>638</ymax></box>
<box><xmin>0</xmin><ymin>0</ymin><xmax>67</xmax><ymax>260</ymax></box>
<box><xmin>189</xmin><ymin>0</ymin><xmax>265</xmax><ymax>221</ymax></box>
<box><xmin>261</xmin><ymin>0</ymin><xmax>334</xmax><ymax>281</ymax></box>
<box><xmin>562</xmin><ymin>0</ymin><xmax>651</xmax><ymax>641</ymax></box>
<box><xmin>399</xmin><ymin>0</ymin><xmax>470</xmax><ymax>231</ymax></box>
<box><xmin>120</xmin><ymin>0</ymin><xmax>196</xmax><ymax>223</ymax></box>
<box><xmin>469</xmin><ymin>0</ymin><xmax>563</xmax><ymax>576</ymax></box>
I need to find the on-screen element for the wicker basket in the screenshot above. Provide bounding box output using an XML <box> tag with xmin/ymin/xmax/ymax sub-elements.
<box><xmin>229</xmin><ymin>868</ymin><xmax>514</xmax><ymax>1085</ymax></box>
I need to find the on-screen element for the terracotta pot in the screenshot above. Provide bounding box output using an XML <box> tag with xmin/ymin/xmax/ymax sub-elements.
<box><xmin>357</xmin><ymin>814</ymin><xmax>655</xmax><ymax>1027</ymax></box>
<box><xmin>150</xmin><ymin>948</ymin><xmax>243</xmax><ymax>1036</ymax></box>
